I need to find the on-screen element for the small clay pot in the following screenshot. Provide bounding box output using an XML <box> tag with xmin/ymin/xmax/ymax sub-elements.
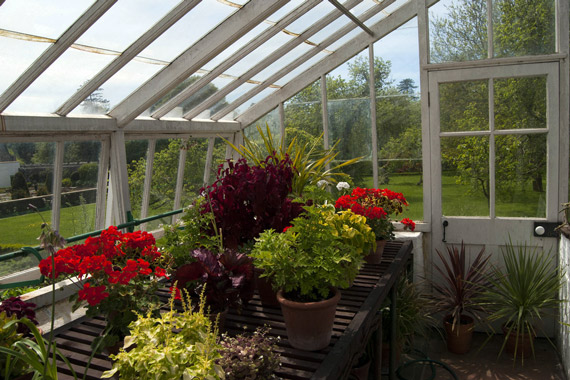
<box><xmin>444</xmin><ymin>314</ymin><xmax>474</xmax><ymax>354</ymax></box>
<box><xmin>365</xmin><ymin>240</ymin><xmax>387</xmax><ymax>264</ymax></box>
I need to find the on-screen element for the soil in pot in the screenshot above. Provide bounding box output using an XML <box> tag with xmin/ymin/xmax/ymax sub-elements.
<box><xmin>444</xmin><ymin>314</ymin><xmax>474</xmax><ymax>354</ymax></box>
<box><xmin>502</xmin><ymin>324</ymin><xmax>535</xmax><ymax>358</ymax></box>
<box><xmin>277</xmin><ymin>288</ymin><xmax>341</xmax><ymax>351</ymax></box>
<box><xmin>365</xmin><ymin>240</ymin><xmax>386</xmax><ymax>264</ymax></box>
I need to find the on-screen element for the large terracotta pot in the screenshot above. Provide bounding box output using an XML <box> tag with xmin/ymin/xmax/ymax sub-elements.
<box><xmin>254</xmin><ymin>267</ymin><xmax>279</xmax><ymax>306</ymax></box>
<box><xmin>502</xmin><ymin>323</ymin><xmax>535</xmax><ymax>358</ymax></box>
<box><xmin>444</xmin><ymin>314</ymin><xmax>474</xmax><ymax>354</ymax></box>
<box><xmin>277</xmin><ymin>288</ymin><xmax>341</xmax><ymax>351</ymax></box>
<box><xmin>365</xmin><ymin>240</ymin><xmax>386</xmax><ymax>264</ymax></box>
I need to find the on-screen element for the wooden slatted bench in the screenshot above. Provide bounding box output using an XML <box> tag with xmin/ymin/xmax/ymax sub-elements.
<box><xmin>49</xmin><ymin>240</ymin><xmax>413</xmax><ymax>379</ymax></box>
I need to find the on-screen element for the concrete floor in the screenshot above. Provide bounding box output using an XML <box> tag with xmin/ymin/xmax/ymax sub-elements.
<box><xmin>394</xmin><ymin>332</ymin><xmax>567</xmax><ymax>380</ymax></box>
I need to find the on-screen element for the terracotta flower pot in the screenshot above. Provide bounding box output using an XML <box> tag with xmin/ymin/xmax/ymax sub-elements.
<box><xmin>444</xmin><ymin>314</ymin><xmax>474</xmax><ymax>354</ymax></box>
<box><xmin>502</xmin><ymin>323</ymin><xmax>535</xmax><ymax>358</ymax></box>
<box><xmin>254</xmin><ymin>267</ymin><xmax>279</xmax><ymax>307</ymax></box>
<box><xmin>365</xmin><ymin>240</ymin><xmax>386</xmax><ymax>264</ymax></box>
<box><xmin>277</xmin><ymin>288</ymin><xmax>341</xmax><ymax>351</ymax></box>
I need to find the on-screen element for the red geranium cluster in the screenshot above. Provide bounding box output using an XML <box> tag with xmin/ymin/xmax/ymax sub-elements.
<box><xmin>335</xmin><ymin>187</ymin><xmax>413</xmax><ymax>240</ymax></box>
<box><xmin>39</xmin><ymin>226</ymin><xmax>167</xmax><ymax>307</ymax></box>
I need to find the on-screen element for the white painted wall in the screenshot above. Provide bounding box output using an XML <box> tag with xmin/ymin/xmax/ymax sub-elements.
<box><xmin>0</xmin><ymin>161</ymin><xmax>20</xmax><ymax>188</ymax></box>
<box><xmin>558</xmin><ymin>234</ymin><xmax>570</xmax><ymax>380</ymax></box>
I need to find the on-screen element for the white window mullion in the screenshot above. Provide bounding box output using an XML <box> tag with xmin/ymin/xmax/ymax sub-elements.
<box><xmin>279</xmin><ymin>102</ymin><xmax>285</xmax><ymax>147</ymax></box>
<box><xmin>95</xmin><ymin>137</ymin><xmax>110</xmax><ymax>230</ymax></box>
<box><xmin>173</xmin><ymin>142</ymin><xmax>187</xmax><ymax>223</ymax></box>
<box><xmin>489</xmin><ymin>78</ymin><xmax>496</xmax><ymax>218</ymax></box>
<box><xmin>369</xmin><ymin>43</ymin><xmax>379</xmax><ymax>188</ymax></box>
<box><xmin>203</xmin><ymin>137</ymin><xmax>216</xmax><ymax>187</ymax></box>
<box><xmin>140</xmin><ymin>139</ymin><xmax>156</xmax><ymax>230</ymax></box>
<box><xmin>52</xmin><ymin>141</ymin><xmax>65</xmax><ymax>232</ymax></box>
<box><xmin>321</xmin><ymin>75</ymin><xmax>330</xmax><ymax>172</ymax></box>
<box><xmin>487</xmin><ymin>0</ymin><xmax>493</xmax><ymax>58</ymax></box>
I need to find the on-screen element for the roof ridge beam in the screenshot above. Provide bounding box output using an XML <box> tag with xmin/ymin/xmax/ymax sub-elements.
<box><xmin>0</xmin><ymin>0</ymin><xmax>117</xmax><ymax>113</ymax></box>
<box><xmin>237</xmin><ymin>0</ymin><xmax>417</xmax><ymax>127</ymax></box>
<box><xmin>182</xmin><ymin>0</ymin><xmax>363</xmax><ymax>121</ymax></box>
<box><xmin>56</xmin><ymin>0</ymin><xmax>202</xmax><ymax>116</ymax></box>
<box><xmin>150</xmin><ymin>0</ymin><xmax>322</xmax><ymax>120</ymax></box>
<box><xmin>109</xmin><ymin>0</ymin><xmax>289</xmax><ymax>127</ymax></box>
<box><xmin>211</xmin><ymin>0</ymin><xmax>394</xmax><ymax>121</ymax></box>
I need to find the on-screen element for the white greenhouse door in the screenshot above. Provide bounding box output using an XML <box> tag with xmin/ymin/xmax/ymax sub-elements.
<box><xmin>428</xmin><ymin>62</ymin><xmax>560</xmax><ymax>264</ymax></box>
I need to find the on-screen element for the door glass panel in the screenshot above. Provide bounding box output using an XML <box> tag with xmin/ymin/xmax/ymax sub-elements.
<box><xmin>440</xmin><ymin>80</ymin><xmax>488</xmax><ymax>132</ymax></box>
<box><xmin>494</xmin><ymin>76</ymin><xmax>547</xmax><ymax>130</ymax></box>
<box><xmin>441</xmin><ymin>135</ymin><xmax>489</xmax><ymax>216</ymax></box>
<box><xmin>495</xmin><ymin>134</ymin><xmax>547</xmax><ymax>217</ymax></box>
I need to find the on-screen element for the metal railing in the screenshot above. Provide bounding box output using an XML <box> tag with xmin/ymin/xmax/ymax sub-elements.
<box><xmin>0</xmin><ymin>208</ymin><xmax>184</xmax><ymax>290</ymax></box>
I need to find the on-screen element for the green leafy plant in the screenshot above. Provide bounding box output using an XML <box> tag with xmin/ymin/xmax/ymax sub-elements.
<box><xmin>478</xmin><ymin>239</ymin><xmax>566</xmax><ymax>364</ymax></box>
<box><xmin>218</xmin><ymin>326</ymin><xmax>280</xmax><ymax>379</ymax></box>
<box><xmin>225</xmin><ymin>124</ymin><xmax>361</xmax><ymax>196</ymax></box>
<box><xmin>0</xmin><ymin>317</ymin><xmax>76</xmax><ymax>380</ymax></box>
<box><xmin>251</xmin><ymin>205</ymin><xmax>373</xmax><ymax>302</ymax></box>
<box><xmin>0</xmin><ymin>312</ymin><xmax>28</xmax><ymax>379</ymax></box>
<box><xmin>432</xmin><ymin>242</ymin><xmax>491</xmax><ymax>330</ymax></box>
<box><xmin>102</xmin><ymin>290</ymin><xmax>223</xmax><ymax>380</ymax></box>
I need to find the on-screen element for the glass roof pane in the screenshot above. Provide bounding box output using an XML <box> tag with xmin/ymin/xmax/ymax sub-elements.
<box><xmin>6</xmin><ymin>48</ymin><xmax>115</xmax><ymax>114</ymax></box>
<box><xmin>285</xmin><ymin>1</ymin><xmax>337</xmax><ymax>35</ymax></box>
<box><xmin>73</xmin><ymin>59</ymin><xmax>164</xmax><ymax>114</ymax></box>
<box><xmin>138</xmin><ymin>1</ymin><xmax>237</xmax><ymax>63</ymax></box>
<box><xmin>326</xmin><ymin>27</ymin><xmax>362</xmax><ymax>52</ymax></box>
<box><xmin>224</xmin><ymin>86</ymin><xmax>277</xmax><ymax>120</ymax></box>
<box><xmin>203</xmin><ymin>22</ymin><xmax>271</xmax><ymax>70</ymax></box>
<box><xmin>76</xmin><ymin>0</ymin><xmax>180</xmax><ymax>52</ymax></box>
<box><xmin>264</xmin><ymin>0</ymin><xmax>305</xmax><ymax>22</ymax></box>
<box><xmin>310</xmin><ymin>16</ymin><xmax>351</xmax><ymax>45</ymax></box>
<box><xmin>254</xmin><ymin>43</ymin><xmax>314</xmax><ymax>83</ymax></box>
<box><xmin>0</xmin><ymin>37</ymin><xmax>50</xmax><ymax>95</ymax></box>
<box><xmin>223</xmin><ymin>31</ymin><xmax>294</xmax><ymax>78</ymax></box>
<box><xmin>0</xmin><ymin>0</ymin><xmax>95</xmax><ymax>39</ymax></box>
<box><xmin>275</xmin><ymin>52</ymin><xmax>329</xmax><ymax>86</ymax></box>
<box><xmin>159</xmin><ymin>75</ymin><xmax>233</xmax><ymax>118</ymax></box>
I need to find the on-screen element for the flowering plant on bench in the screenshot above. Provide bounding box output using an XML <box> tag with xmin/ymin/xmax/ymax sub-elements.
<box><xmin>38</xmin><ymin>226</ymin><xmax>171</xmax><ymax>351</ymax></box>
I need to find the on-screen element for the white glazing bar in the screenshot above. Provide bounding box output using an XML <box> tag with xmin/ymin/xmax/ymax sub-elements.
<box><xmin>105</xmin><ymin>169</ymin><xmax>115</xmax><ymax>227</ymax></box>
<box><xmin>320</xmin><ymin>75</ymin><xmax>330</xmax><ymax>171</ymax></box>
<box><xmin>369</xmin><ymin>44</ymin><xmax>379</xmax><ymax>188</ymax></box>
<box><xmin>203</xmin><ymin>137</ymin><xmax>216</xmax><ymax>186</ymax></box>
<box><xmin>173</xmin><ymin>143</ymin><xmax>187</xmax><ymax>223</ymax></box>
<box><xmin>151</xmin><ymin>0</ymin><xmax>321</xmax><ymax>119</ymax></box>
<box><xmin>140</xmin><ymin>139</ymin><xmax>156</xmax><ymax>230</ymax></box>
<box><xmin>109</xmin><ymin>0</ymin><xmax>289</xmax><ymax>127</ymax></box>
<box><xmin>95</xmin><ymin>137</ymin><xmax>111</xmax><ymax>230</ymax></box>
<box><xmin>52</xmin><ymin>141</ymin><xmax>65</xmax><ymax>231</ymax></box>
<box><xmin>0</xmin><ymin>0</ymin><xmax>117</xmax><ymax>112</ymax></box>
<box><xmin>328</xmin><ymin>0</ymin><xmax>374</xmax><ymax>35</ymax></box>
<box><xmin>109</xmin><ymin>131</ymin><xmax>130</xmax><ymax>225</ymax></box>
<box><xmin>56</xmin><ymin>0</ymin><xmax>202</xmax><ymax>116</ymax></box>
<box><xmin>557</xmin><ymin>0</ymin><xmax>570</xmax><ymax>211</ymax></box>
<box><xmin>185</xmin><ymin>0</ymin><xmax>364</xmax><ymax>121</ymax></box>
<box><xmin>279</xmin><ymin>102</ymin><xmax>285</xmax><ymax>147</ymax></box>
<box><xmin>488</xmin><ymin>78</ymin><xmax>495</xmax><ymax>218</ymax></box>
<box><xmin>487</xmin><ymin>0</ymin><xmax>493</xmax><ymax>58</ymax></box>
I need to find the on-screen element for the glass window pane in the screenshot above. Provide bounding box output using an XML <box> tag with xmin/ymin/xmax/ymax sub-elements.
<box><xmin>495</xmin><ymin>134</ymin><xmax>547</xmax><ymax>217</ymax></box>
<box><xmin>441</xmin><ymin>135</ymin><xmax>490</xmax><ymax>216</ymax></box>
<box><xmin>59</xmin><ymin>141</ymin><xmax>101</xmax><ymax>238</ymax></box>
<box><xmin>127</xmin><ymin>138</ymin><xmax>149</xmax><ymax>221</ymax></box>
<box><xmin>327</xmin><ymin>51</ymin><xmax>372</xmax><ymax>187</ymax></box>
<box><xmin>0</xmin><ymin>38</ymin><xmax>50</xmax><ymax>95</ymax></box>
<box><xmin>0</xmin><ymin>142</ymin><xmax>54</xmax><ymax>276</ymax></box>
<box><xmin>180</xmin><ymin>138</ymin><xmax>209</xmax><ymax>208</ymax></box>
<box><xmin>494</xmin><ymin>76</ymin><xmax>547</xmax><ymax>130</ymax></box>
<box><xmin>493</xmin><ymin>0</ymin><xmax>555</xmax><ymax>57</ymax></box>
<box><xmin>440</xmin><ymin>80</ymin><xmax>489</xmax><ymax>132</ymax></box>
<box><xmin>429</xmin><ymin>0</ymin><xmax>488</xmax><ymax>63</ymax></box>
<box><xmin>284</xmin><ymin>81</ymin><xmax>323</xmax><ymax>143</ymax></box>
<box><xmin>243</xmin><ymin>107</ymin><xmax>282</xmax><ymax>158</ymax></box>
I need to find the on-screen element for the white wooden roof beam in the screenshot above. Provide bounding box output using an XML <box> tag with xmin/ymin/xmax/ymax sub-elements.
<box><xmin>0</xmin><ymin>114</ymin><xmax>240</xmax><ymax>134</ymax></box>
<box><xmin>56</xmin><ymin>0</ymin><xmax>202</xmax><ymax>116</ymax></box>
<box><xmin>150</xmin><ymin>0</ymin><xmax>322</xmax><ymax>120</ymax></box>
<box><xmin>183</xmin><ymin>0</ymin><xmax>363</xmax><ymax>121</ymax></box>
<box><xmin>212</xmin><ymin>0</ymin><xmax>393</xmax><ymax>120</ymax></box>
<box><xmin>109</xmin><ymin>0</ymin><xmax>290</xmax><ymax>127</ymax></box>
<box><xmin>0</xmin><ymin>0</ymin><xmax>117</xmax><ymax>113</ymax></box>
<box><xmin>238</xmin><ymin>0</ymin><xmax>417</xmax><ymax>127</ymax></box>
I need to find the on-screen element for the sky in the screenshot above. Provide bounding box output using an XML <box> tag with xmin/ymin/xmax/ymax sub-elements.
<box><xmin>0</xmin><ymin>0</ymin><xmax>429</xmax><ymax>116</ymax></box>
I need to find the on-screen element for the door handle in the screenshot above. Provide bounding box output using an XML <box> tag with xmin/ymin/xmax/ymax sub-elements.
<box><xmin>442</xmin><ymin>220</ymin><xmax>449</xmax><ymax>242</ymax></box>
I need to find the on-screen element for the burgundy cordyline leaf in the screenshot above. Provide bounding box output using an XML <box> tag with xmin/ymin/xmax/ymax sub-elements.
<box><xmin>174</xmin><ymin>262</ymin><xmax>205</xmax><ymax>288</ymax></box>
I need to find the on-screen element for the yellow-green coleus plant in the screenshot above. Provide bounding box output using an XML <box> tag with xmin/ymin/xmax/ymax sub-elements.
<box><xmin>324</xmin><ymin>209</ymin><xmax>376</xmax><ymax>260</ymax></box>
<box><xmin>102</xmin><ymin>291</ymin><xmax>224</xmax><ymax>380</ymax></box>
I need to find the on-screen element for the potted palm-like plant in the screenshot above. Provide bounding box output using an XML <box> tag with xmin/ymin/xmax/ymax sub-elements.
<box><xmin>432</xmin><ymin>242</ymin><xmax>491</xmax><ymax>354</ymax></box>
<box><xmin>251</xmin><ymin>205</ymin><xmax>374</xmax><ymax>351</ymax></box>
<box><xmin>478</xmin><ymin>240</ymin><xmax>566</xmax><ymax>364</ymax></box>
